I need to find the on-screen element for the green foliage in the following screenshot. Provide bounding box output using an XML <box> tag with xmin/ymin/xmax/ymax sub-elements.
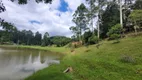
<box><xmin>0</xmin><ymin>22</ymin><xmax>17</xmax><ymax>44</ymax></box>
<box><xmin>72</xmin><ymin>3</ymin><xmax>88</xmax><ymax>41</ymax></box>
<box><xmin>86</xmin><ymin>0</ymin><xmax>98</xmax><ymax>31</ymax></box>
<box><xmin>107</xmin><ymin>24</ymin><xmax>122</xmax><ymax>40</ymax></box>
<box><xmin>0</xmin><ymin>27</ymin><xmax>71</xmax><ymax>46</ymax></box>
<box><xmin>34</xmin><ymin>31</ymin><xmax>42</xmax><ymax>45</ymax></box>
<box><xmin>69</xmin><ymin>26</ymin><xmax>79</xmax><ymax>40</ymax></box>
<box><xmin>50</xmin><ymin>36</ymin><xmax>71</xmax><ymax>47</ymax></box>
<box><xmin>0</xmin><ymin>21</ymin><xmax>17</xmax><ymax>32</ymax></box>
<box><xmin>10</xmin><ymin>0</ymin><xmax>52</xmax><ymax>4</ymax></box>
<box><xmin>0</xmin><ymin>2</ymin><xmax>5</xmax><ymax>13</ymax></box>
<box><xmin>132</xmin><ymin>0</ymin><xmax>142</xmax><ymax>10</ymax></box>
<box><xmin>42</xmin><ymin>32</ymin><xmax>50</xmax><ymax>46</ymax></box>
<box><xmin>109</xmin><ymin>34</ymin><xmax>120</xmax><ymax>40</ymax></box>
<box><xmin>17</xmin><ymin>0</ymin><xmax>52</xmax><ymax>4</ymax></box>
<box><xmin>129</xmin><ymin>10</ymin><xmax>142</xmax><ymax>22</ymax></box>
<box><xmin>88</xmin><ymin>34</ymin><xmax>98</xmax><ymax>44</ymax></box>
<box><xmin>129</xmin><ymin>10</ymin><xmax>142</xmax><ymax>27</ymax></box>
<box><xmin>83</xmin><ymin>30</ymin><xmax>92</xmax><ymax>44</ymax></box>
<box><xmin>71</xmin><ymin>35</ymin><xmax>78</xmax><ymax>42</ymax></box>
<box><xmin>100</xmin><ymin>1</ymin><xmax>120</xmax><ymax>38</ymax></box>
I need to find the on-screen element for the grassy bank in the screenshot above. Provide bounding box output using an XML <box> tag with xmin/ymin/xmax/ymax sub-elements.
<box><xmin>24</xmin><ymin>35</ymin><xmax>142</xmax><ymax>80</ymax></box>
<box><xmin>18</xmin><ymin>45</ymin><xmax>71</xmax><ymax>54</ymax></box>
<box><xmin>0</xmin><ymin>45</ymin><xmax>71</xmax><ymax>54</ymax></box>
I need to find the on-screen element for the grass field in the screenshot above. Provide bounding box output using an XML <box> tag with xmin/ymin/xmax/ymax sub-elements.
<box><xmin>5</xmin><ymin>35</ymin><xmax>142</xmax><ymax>80</ymax></box>
<box><xmin>25</xmin><ymin>35</ymin><xmax>142</xmax><ymax>80</ymax></box>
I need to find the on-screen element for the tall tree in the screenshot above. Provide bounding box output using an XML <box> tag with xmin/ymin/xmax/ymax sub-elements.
<box><xmin>72</xmin><ymin>3</ymin><xmax>88</xmax><ymax>41</ymax></box>
<box><xmin>34</xmin><ymin>31</ymin><xmax>42</xmax><ymax>45</ymax></box>
<box><xmin>69</xmin><ymin>26</ymin><xmax>79</xmax><ymax>40</ymax></box>
<box><xmin>86</xmin><ymin>0</ymin><xmax>97</xmax><ymax>33</ymax></box>
<box><xmin>100</xmin><ymin>1</ymin><xmax>120</xmax><ymax>38</ymax></box>
<box><xmin>42</xmin><ymin>32</ymin><xmax>50</xmax><ymax>46</ymax></box>
<box><xmin>96</xmin><ymin>0</ymin><xmax>107</xmax><ymax>39</ymax></box>
<box><xmin>129</xmin><ymin>10</ymin><xmax>142</xmax><ymax>34</ymax></box>
<box><xmin>123</xmin><ymin>0</ymin><xmax>133</xmax><ymax>30</ymax></box>
<box><xmin>119</xmin><ymin>0</ymin><xmax>123</xmax><ymax>29</ymax></box>
<box><xmin>26</xmin><ymin>30</ymin><xmax>34</xmax><ymax>45</ymax></box>
<box><xmin>0</xmin><ymin>21</ymin><xmax>17</xmax><ymax>43</ymax></box>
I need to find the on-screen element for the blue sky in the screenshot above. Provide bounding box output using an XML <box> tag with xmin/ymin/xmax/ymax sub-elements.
<box><xmin>0</xmin><ymin>0</ymin><xmax>85</xmax><ymax>37</ymax></box>
<box><xmin>58</xmin><ymin>0</ymin><xmax>68</xmax><ymax>12</ymax></box>
<box><xmin>29</xmin><ymin>0</ymin><xmax>69</xmax><ymax>24</ymax></box>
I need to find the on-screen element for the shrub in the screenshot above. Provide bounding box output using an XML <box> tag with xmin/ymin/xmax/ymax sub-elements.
<box><xmin>88</xmin><ymin>35</ymin><xmax>99</xmax><ymax>44</ymax></box>
<box><xmin>110</xmin><ymin>34</ymin><xmax>120</xmax><ymax>40</ymax></box>
<box><xmin>83</xmin><ymin>31</ymin><xmax>92</xmax><ymax>44</ymax></box>
<box><xmin>107</xmin><ymin>24</ymin><xmax>122</xmax><ymax>40</ymax></box>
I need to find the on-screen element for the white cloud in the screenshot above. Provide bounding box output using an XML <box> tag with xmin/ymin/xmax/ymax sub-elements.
<box><xmin>0</xmin><ymin>0</ymin><xmax>85</xmax><ymax>37</ymax></box>
<box><xmin>65</xmin><ymin>0</ymin><xmax>86</xmax><ymax>11</ymax></box>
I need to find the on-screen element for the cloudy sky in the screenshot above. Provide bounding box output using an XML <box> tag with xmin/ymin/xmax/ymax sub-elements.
<box><xmin>0</xmin><ymin>0</ymin><xmax>86</xmax><ymax>37</ymax></box>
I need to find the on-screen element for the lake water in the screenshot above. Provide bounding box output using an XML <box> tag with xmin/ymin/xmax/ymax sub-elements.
<box><xmin>0</xmin><ymin>47</ymin><xmax>61</xmax><ymax>80</ymax></box>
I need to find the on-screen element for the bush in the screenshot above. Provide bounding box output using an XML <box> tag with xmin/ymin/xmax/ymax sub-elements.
<box><xmin>88</xmin><ymin>35</ymin><xmax>99</xmax><ymax>44</ymax></box>
<box><xmin>83</xmin><ymin>31</ymin><xmax>92</xmax><ymax>44</ymax></box>
<box><xmin>110</xmin><ymin>34</ymin><xmax>120</xmax><ymax>40</ymax></box>
<box><xmin>107</xmin><ymin>24</ymin><xmax>122</xmax><ymax>40</ymax></box>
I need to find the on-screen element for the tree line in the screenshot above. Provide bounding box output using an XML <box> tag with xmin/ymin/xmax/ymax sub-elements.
<box><xmin>0</xmin><ymin>22</ymin><xmax>71</xmax><ymax>47</ymax></box>
<box><xmin>70</xmin><ymin>0</ymin><xmax>142</xmax><ymax>45</ymax></box>
<box><xmin>0</xmin><ymin>0</ymin><xmax>142</xmax><ymax>47</ymax></box>
<box><xmin>0</xmin><ymin>0</ymin><xmax>72</xmax><ymax>47</ymax></box>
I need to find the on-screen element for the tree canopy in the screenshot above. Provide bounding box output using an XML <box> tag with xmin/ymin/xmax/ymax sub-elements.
<box><xmin>100</xmin><ymin>1</ymin><xmax>120</xmax><ymax>38</ymax></box>
<box><xmin>129</xmin><ymin>10</ymin><xmax>142</xmax><ymax>22</ymax></box>
<box><xmin>72</xmin><ymin>3</ymin><xmax>88</xmax><ymax>41</ymax></box>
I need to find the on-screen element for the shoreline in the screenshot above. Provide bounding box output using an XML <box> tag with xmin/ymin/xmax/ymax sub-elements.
<box><xmin>0</xmin><ymin>45</ymin><xmax>71</xmax><ymax>55</ymax></box>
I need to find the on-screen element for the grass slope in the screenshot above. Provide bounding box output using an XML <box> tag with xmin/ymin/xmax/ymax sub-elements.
<box><xmin>25</xmin><ymin>36</ymin><xmax>142</xmax><ymax>80</ymax></box>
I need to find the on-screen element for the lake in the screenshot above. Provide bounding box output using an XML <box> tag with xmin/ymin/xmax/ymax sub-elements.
<box><xmin>0</xmin><ymin>47</ymin><xmax>61</xmax><ymax>80</ymax></box>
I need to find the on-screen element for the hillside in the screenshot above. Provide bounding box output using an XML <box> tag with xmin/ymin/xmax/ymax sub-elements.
<box><xmin>25</xmin><ymin>35</ymin><xmax>142</xmax><ymax>80</ymax></box>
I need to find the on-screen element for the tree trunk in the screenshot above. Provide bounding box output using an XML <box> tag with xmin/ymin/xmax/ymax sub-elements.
<box><xmin>91</xmin><ymin>18</ymin><xmax>94</xmax><ymax>33</ymax></box>
<box><xmin>97</xmin><ymin>20</ymin><xmax>100</xmax><ymax>39</ymax></box>
<box><xmin>134</xmin><ymin>21</ymin><xmax>138</xmax><ymax>35</ymax></box>
<box><xmin>91</xmin><ymin>0</ymin><xmax>94</xmax><ymax>34</ymax></box>
<box><xmin>97</xmin><ymin>4</ymin><xmax>100</xmax><ymax>40</ymax></box>
<box><xmin>119</xmin><ymin>0</ymin><xmax>124</xmax><ymax>37</ymax></box>
<box><xmin>134</xmin><ymin>25</ymin><xmax>137</xmax><ymax>35</ymax></box>
<box><xmin>120</xmin><ymin>0</ymin><xmax>123</xmax><ymax>28</ymax></box>
<box><xmin>79</xmin><ymin>27</ymin><xmax>82</xmax><ymax>41</ymax></box>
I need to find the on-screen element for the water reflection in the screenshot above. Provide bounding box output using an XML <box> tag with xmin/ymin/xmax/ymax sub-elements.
<box><xmin>0</xmin><ymin>47</ymin><xmax>61</xmax><ymax>80</ymax></box>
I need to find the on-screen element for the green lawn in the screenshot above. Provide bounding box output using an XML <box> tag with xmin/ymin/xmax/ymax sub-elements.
<box><xmin>24</xmin><ymin>35</ymin><xmax>142</xmax><ymax>80</ymax></box>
